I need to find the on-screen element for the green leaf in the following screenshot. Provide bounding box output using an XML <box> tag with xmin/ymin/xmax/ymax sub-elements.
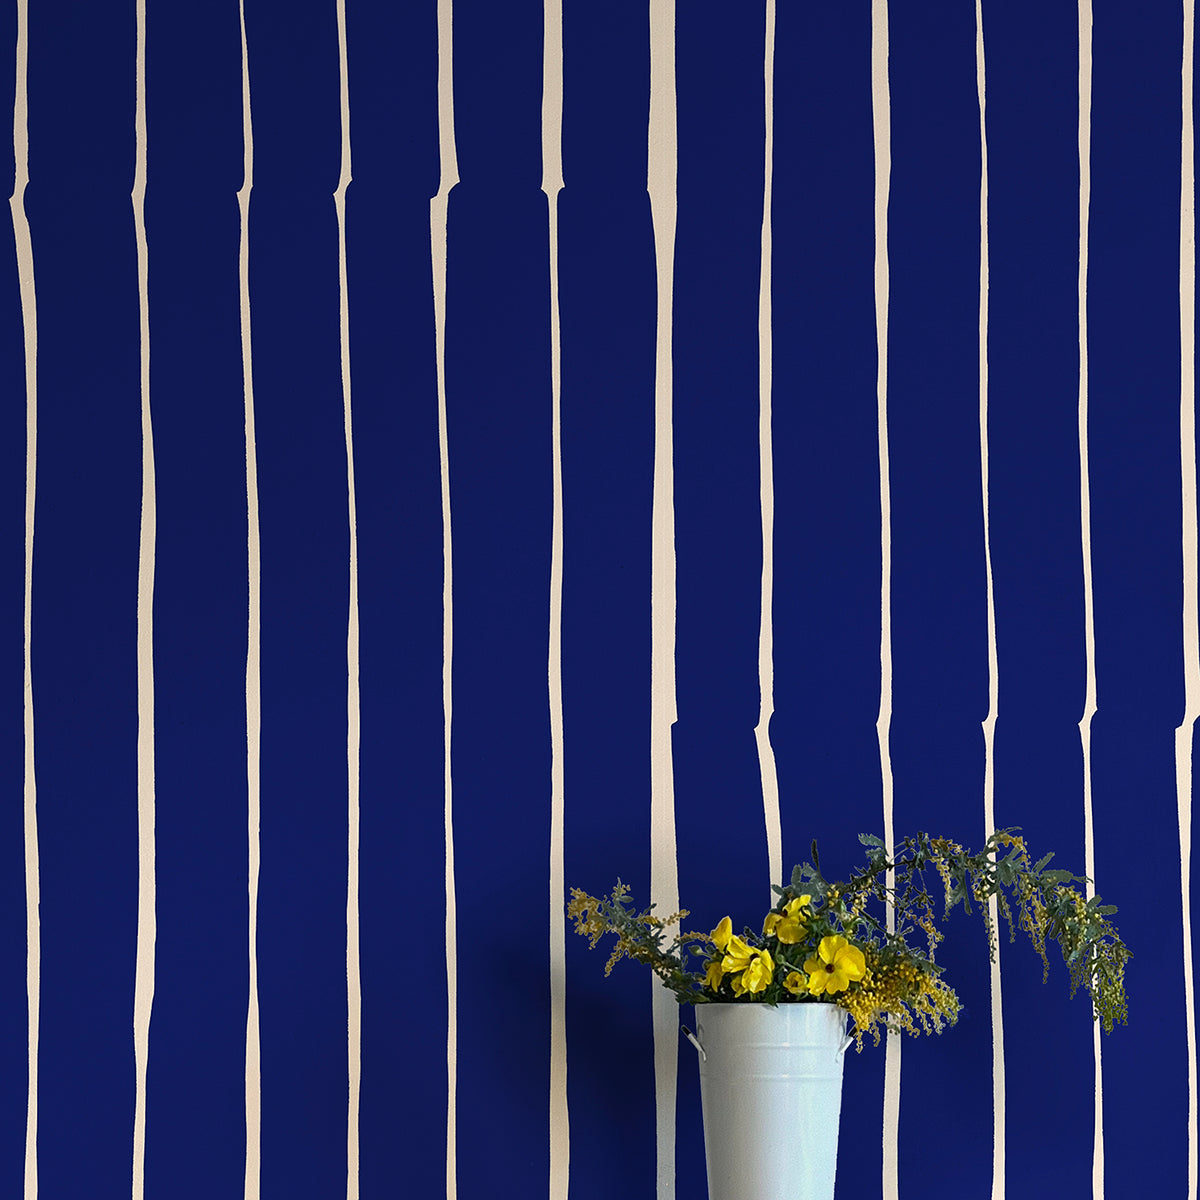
<box><xmin>859</xmin><ymin>833</ymin><xmax>886</xmax><ymax>848</ymax></box>
<box><xmin>1042</xmin><ymin>869</ymin><xmax>1073</xmax><ymax>884</ymax></box>
<box><xmin>1033</xmin><ymin>852</ymin><xmax>1055</xmax><ymax>872</ymax></box>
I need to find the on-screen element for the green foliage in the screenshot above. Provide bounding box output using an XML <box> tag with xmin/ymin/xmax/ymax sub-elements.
<box><xmin>566</xmin><ymin>881</ymin><xmax>711</xmax><ymax>999</ymax></box>
<box><xmin>840</xmin><ymin>828</ymin><xmax>1130</xmax><ymax>1034</ymax></box>
<box><xmin>569</xmin><ymin>828</ymin><xmax>1131</xmax><ymax>1049</ymax></box>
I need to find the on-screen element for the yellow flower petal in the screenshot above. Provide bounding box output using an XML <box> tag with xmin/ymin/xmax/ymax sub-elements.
<box><xmin>836</xmin><ymin>943</ymin><xmax>866</xmax><ymax>981</ymax></box>
<box><xmin>722</xmin><ymin>934</ymin><xmax>753</xmax><ymax>974</ymax></box>
<box><xmin>776</xmin><ymin>915</ymin><xmax>805</xmax><ymax>944</ymax></box>
<box><xmin>742</xmin><ymin>948</ymin><xmax>774</xmax><ymax>994</ymax></box>
<box><xmin>818</xmin><ymin>935</ymin><xmax>847</xmax><ymax>965</ymax></box>
<box><xmin>763</xmin><ymin>912</ymin><xmax>782</xmax><ymax>937</ymax></box>
<box><xmin>784</xmin><ymin>970</ymin><xmax>807</xmax><ymax>996</ymax></box>
<box><xmin>704</xmin><ymin>958</ymin><xmax>724</xmax><ymax>991</ymax></box>
<box><xmin>712</xmin><ymin>916</ymin><xmax>733</xmax><ymax>951</ymax></box>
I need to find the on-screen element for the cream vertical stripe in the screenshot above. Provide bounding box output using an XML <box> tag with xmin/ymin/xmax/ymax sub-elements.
<box><xmin>541</xmin><ymin>0</ymin><xmax>569</xmax><ymax>1197</ymax></box>
<box><xmin>431</xmin><ymin>0</ymin><xmax>459</xmax><ymax>1194</ymax></box>
<box><xmin>974</xmin><ymin>10</ymin><xmax>1007</xmax><ymax>1200</ymax></box>
<box><xmin>1075</xmin><ymin>3</ymin><xmax>1105</xmax><ymax>1196</ymax></box>
<box><xmin>870</xmin><ymin>5</ymin><xmax>900</xmax><ymax>1198</ymax></box>
<box><xmin>1179</xmin><ymin>0</ymin><xmax>1200</xmax><ymax>1196</ymax></box>
<box><xmin>236</xmin><ymin>2</ymin><xmax>262</xmax><ymax>1195</ymax></box>
<box><xmin>756</xmin><ymin>0</ymin><xmax>781</xmax><ymax>896</ymax></box>
<box><xmin>647</xmin><ymin>3</ymin><xmax>679</xmax><ymax>1198</ymax></box>
<box><xmin>131</xmin><ymin>0</ymin><xmax>157</xmax><ymax>1194</ymax></box>
<box><xmin>332</xmin><ymin>2</ymin><xmax>361</xmax><ymax>1196</ymax></box>
<box><xmin>10</xmin><ymin>0</ymin><xmax>38</xmax><ymax>1193</ymax></box>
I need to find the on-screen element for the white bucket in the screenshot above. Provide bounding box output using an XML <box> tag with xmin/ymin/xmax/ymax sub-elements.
<box><xmin>693</xmin><ymin>1002</ymin><xmax>852</xmax><ymax>1200</ymax></box>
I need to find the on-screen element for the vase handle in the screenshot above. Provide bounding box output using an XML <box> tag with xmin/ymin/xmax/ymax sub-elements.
<box><xmin>680</xmin><ymin>1025</ymin><xmax>707</xmax><ymax>1061</ymax></box>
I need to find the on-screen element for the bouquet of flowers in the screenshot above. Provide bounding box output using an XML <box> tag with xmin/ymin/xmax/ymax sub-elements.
<box><xmin>569</xmin><ymin>828</ymin><xmax>1129</xmax><ymax>1051</ymax></box>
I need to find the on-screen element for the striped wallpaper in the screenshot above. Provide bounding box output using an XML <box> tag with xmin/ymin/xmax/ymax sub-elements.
<box><xmin>3</xmin><ymin>2</ymin><xmax>1196</xmax><ymax>1198</ymax></box>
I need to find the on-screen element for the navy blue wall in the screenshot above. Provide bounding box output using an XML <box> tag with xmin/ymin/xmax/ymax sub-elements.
<box><xmin>2</xmin><ymin>2</ymin><xmax>1192</xmax><ymax>1198</ymax></box>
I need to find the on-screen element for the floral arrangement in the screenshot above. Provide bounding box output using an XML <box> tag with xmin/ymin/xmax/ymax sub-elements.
<box><xmin>568</xmin><ymin>829</ymin><xmax>1130</xmax><ymax>1051</ymax></box>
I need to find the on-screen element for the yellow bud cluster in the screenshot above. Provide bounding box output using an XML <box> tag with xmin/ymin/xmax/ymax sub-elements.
<box><xmin>639</xmin><ymin>908</ymin><xmax>690</xmax><ymax>929</ymax></box>
<box><xmin>930</xmin><ymin>851</ymin><xmax>955</xmax><ymax>909</ymax></box>
<box><xmin>833</xmin><ymin>945</ymin><xmax>962</xmax><ymax>1052</ymax></box>
<box><xmin>567</xmin><ymin>889</ymin><xmax>610</xmax><ymax>950</ymax></box>
<box><xmin>835</xmin><ymin>948</ymin><xmax>924</xmax><ymax>1051</ymax></box>
<box><xmin>1009</xmin><ymin>881</ymin><xmax>1052</xmax><ymax>982</ymax></box>
<box><xmin>916</xmin><ymin>910</ymin><xmax>944</xmax><ymax>957</ymax></box>
<box><xmin>605</xmin><ymin>935</ymin><xmax>631</xmax><ymax>976</ymax></box>
<box><xmin>993</xmin><ymin>831</ymin><xmax>1025</xmax><ymax>852</ymax></box>
<box><xmin>908</xmin><ymin>974</ymin><xmax>961</xmax><ymax>1036</ymax></box>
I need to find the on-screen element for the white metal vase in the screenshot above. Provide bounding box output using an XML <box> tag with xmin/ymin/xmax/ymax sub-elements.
<box><xmin>692</xmin><ymin>1001</ymin><xmax>852</xmax><ymax>1200</ymax></box>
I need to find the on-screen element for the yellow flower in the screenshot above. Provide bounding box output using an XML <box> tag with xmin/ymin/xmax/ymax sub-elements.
<box><xmin>743</xmin><ymin>948</ymin><xmax>774</xmax><ymax>994</ymax></box>
<box><xmin>719</xmin><ymin>933</ymin><xmax>774</xmax><ymax>996</ymax></box>
<box><xmin>784</xmin><ymin>970</ymin><xmax>807</xmax><ymax>996</ymax></box>
<box><xmin>803</xmin><ymin>935</ymin><xmax>867</xmax><ymax>996</ymax></box>
<box><xmin>729</xmin><ymin>947</ymin><xmax>774</xmax><ymax>995</ymax></box>
<box><xmin>704</xmin><ymin>957</ymin><xmax>725</xmax><ymax>991</ymax></box>
<box><xmin>773</xmin><ymin>895</ymin><xmax>812</xmax><ymax>944</ymax></box>
<box><xmin>721</xmin><ymin>934</ymin><xmax>754</xmax><ymax>974</ymax></box>
<box><xmin>711</xmin><ymin>916</ymin><xmax>733</xmax><ymax>951</ymax></box>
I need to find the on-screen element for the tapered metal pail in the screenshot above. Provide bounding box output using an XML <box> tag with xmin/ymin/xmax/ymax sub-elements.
<box><xmin>694</xmin><ymin>1002</ymin><xmax>851</xmax><ymax>1200</ymax></box>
